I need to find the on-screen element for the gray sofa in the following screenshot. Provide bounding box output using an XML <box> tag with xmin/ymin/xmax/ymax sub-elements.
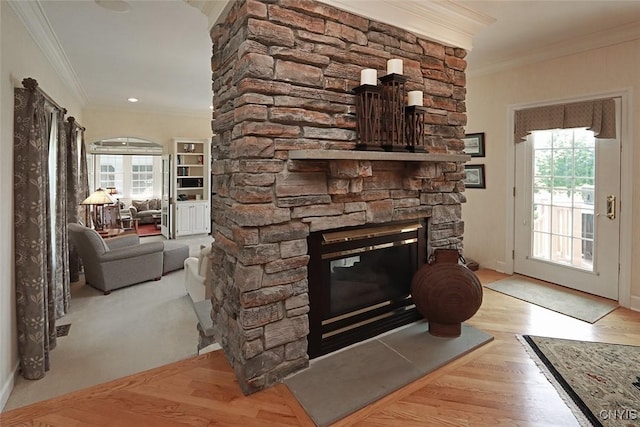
<box><xmin>68</xmin><ymin>223</ymin><xmax>164</xmax><ymax>294</ymax></box>
<box><xmin>129</xmin><ymin>198</ymin><xmax>161</xmax><ymax>224</ymax></box>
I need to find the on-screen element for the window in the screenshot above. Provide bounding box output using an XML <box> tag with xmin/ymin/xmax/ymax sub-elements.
<box><xmin>131</xmin><ymin>156</ymin><xmax>154</xmax><ymax>197</ymax></box>
<box><xmin>88</xmin><ymin>154</ymin><xmax>161</xmax><ymax>198</ymax></box>
<box><xmin>87</xmin><ymin>137</ymin><xmax>163</xmax><ymax>199</ymax></box>
<box><xmin>531</xmin><ymin>128</ymin><xmax>595</xmax><ymax>270</ymax></box>
<box><xmin>98</xmin><ymin>155</ymin><xmax>124</xmax><ymax>190</ymax></box>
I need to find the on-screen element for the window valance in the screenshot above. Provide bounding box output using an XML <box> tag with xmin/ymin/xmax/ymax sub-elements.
<box><xmin>514</xmin><ymin>98</ymin><xmax>616</xmax><ymax>142</ymax></box>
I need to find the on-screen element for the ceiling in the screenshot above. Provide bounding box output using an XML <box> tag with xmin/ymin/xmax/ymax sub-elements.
<box><xmin>18</xmin><ymin>0</ymin><xmax>640</xmax><ymax>116</ymax></box>
<box><xmin>459</xmin><ymin>0</ymin><xmax>640</xmax><ymax>75</ymax></box>
<box><xmin>37</xmin><ymin>0</ymin><xmax>212</xmax><ymax>116</ymax></box>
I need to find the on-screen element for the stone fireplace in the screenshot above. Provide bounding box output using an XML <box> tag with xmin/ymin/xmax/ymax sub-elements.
<box><xmin>207</xmin><ymin>0</ymin><xmax>469</xmax><ymax>394</ymax></box>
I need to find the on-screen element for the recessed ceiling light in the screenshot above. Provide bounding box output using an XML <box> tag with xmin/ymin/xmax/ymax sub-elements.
<box><xmin>127</xmin><ymin>97</ymin><xmax>138</xmax><ymax>103</ymax></box>
<box><xmin>95</xmin><ymin>0</ymin><xmax>130</xmax><ymax>12</ymax></box>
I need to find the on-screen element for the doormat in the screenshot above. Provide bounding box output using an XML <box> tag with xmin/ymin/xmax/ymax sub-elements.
<box><xmin>284</xmin><ymin>321</ymin><xmax>493</xmax><ymax>427</ymax></box>
<box><xmin>485</xmin><ymin>276</ymin><xmax>618</xmax><ymax>323</ymax></box>
<box><xmin>520</xmin><ymin>335</ymin><xmax>640</xmax><ymax>426</ymax></box>
<box><xmin>137</xmin><ymin>223</ymin><xmax>162</xmax><ymax>237</ymax></box>
<box><xmin>56</xmin><ymin>324</ymin><xmax>71</xmax><ymax>337</ymax></box>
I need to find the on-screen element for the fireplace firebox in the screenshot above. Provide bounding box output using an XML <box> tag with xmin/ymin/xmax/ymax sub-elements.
<box><xmin>307</xmin><ymin>219</ymin><xmax>427</xmax><ymax>358</ymax></box>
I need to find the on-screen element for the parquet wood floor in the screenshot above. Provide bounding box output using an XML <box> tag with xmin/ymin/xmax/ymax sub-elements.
<box><xmin>2</xmin><ymin>269</ymin><xmax>639</xmax><ymax>426</ymax></box>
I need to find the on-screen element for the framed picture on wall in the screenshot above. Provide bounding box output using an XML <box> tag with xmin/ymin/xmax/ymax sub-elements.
<box><xmin>462</xmin><ymin>132</ymin><xmax>485</xmax><ymax>157</ymax></box>
<box><xmin>464</xmin><ymin>164</ymin><xmax>486</xmax><ymax>189</ymax></box>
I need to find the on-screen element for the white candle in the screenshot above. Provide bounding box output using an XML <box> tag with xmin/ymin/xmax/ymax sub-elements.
<box><xmin>387</xmin><ymin>59</ymin><xmax>403</xmax><ymax>75</ymax></box>
<box><xmin>360</xmin><ymin>68</ymin><xmax>377</xmax><ymax>86</ymax></box>
<box><xmin>408</xmin><ymin>90</ymin><xmax>423</xmax><ymax>106</ymax></box>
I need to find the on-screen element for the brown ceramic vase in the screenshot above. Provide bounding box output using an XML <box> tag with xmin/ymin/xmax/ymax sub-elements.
<box><xmin>411</xmin><ymin>249</ymin><xmax>483</xmax><ymax>337</ymax></box>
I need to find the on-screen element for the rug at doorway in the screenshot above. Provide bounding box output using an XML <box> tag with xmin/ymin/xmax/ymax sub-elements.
<box><xmin>284</xmin><ymin>321</ymin><xmax>493</xmax><ymax>427</ymax></box>
<box><xmin>520</xmin><ymin>335</ymin><xmax>640</xmax><ymax>427</ymax></box>
<box><xmin>137</xmin><ymin>223</ymin><xmax>161</xmax><ymax>237</ymax></box>
<box><xmin>485</xmin><ymin>276</ymin><xmax>617</xmax><ymax>323</ymax></box>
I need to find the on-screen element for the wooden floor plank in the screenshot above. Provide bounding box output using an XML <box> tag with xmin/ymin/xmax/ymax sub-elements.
<box><xmin>2</xmin><ymin>268</ymin><xmax>639</xmax><ymax>427</ymax></box>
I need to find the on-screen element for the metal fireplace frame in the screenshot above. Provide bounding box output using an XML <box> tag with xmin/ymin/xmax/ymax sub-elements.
<box><xmin>307</xmin><ymin>219</ymin><xmax>427</xmax><ymax>358</ymax></box>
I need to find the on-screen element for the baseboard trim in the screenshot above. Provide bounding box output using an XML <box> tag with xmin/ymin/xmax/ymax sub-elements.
<box><xmin>630</xmin><ymin>296</ymin><xmax>640</xmax><ymax>313</ymax></box>
<box><xmin>0</xmin><ymin>363</ymin><xmax>19</xmax><ymax>412</ymax></box>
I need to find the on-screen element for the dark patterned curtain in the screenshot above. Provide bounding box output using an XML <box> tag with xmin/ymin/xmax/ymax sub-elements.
<box><xmin>79</xmin><ymin>128</ymin><xmax>90</xmax><ymax>224</ymax></box>
<box><xmin>54</xmin><ymin>111</ymin><xmax>71</xmax><ymax>316</ymax></box>
<box><xmin>14</xmin><ymin>84</ymin><xmax>57</xmax><ymax>379</ymax></box>
<box><xmin>66</xmin><ymin>118</ymin><xmax>87</xmax><ymax>282</ymax></box>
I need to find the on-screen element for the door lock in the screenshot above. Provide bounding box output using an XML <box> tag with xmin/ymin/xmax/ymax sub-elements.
<box><xmin>606</xmin><ymin>195</ymin><xmax>616</xmax><ymax>220</ymax></box>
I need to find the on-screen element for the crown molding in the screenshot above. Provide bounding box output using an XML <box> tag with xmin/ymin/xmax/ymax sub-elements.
<box><xmin>185</xmin><ymin>0</ymin><xmax>232</xmax><ymax>31</ymax></box>
<box><xmin>318</xmin><ymin>0</ymin><xmax>494</xmax><ymax>50</ymax></box>
<box><xmin>468</xmin><ymin>20</ymin><xmax>640</xmax><ymax>78</ymax></box>
<box><xmin>9</xmin><ymin>0</ymin><xmax>88</xmax><ymax>105</ymax></box>
<box><xmin>188</xmin><ymin>0</ymin><xmax>494</xmax><ymax>50</ymax></box>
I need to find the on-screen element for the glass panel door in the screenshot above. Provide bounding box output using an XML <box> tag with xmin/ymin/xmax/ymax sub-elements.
<box><xmin>514</xmin><ymin>124</ymin><xmax>620</xmax><ymax>300</ymax></box>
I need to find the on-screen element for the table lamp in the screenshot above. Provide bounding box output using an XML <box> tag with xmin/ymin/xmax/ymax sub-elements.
<box><xmin>106</xmin><ymin>187</ymin><xmax>122</xmax><ymax>208</ymax></box>
<box><xmin>80</xmin><ymin>188</ymin><xmax>116</xmax><ymax>230</ymax></box>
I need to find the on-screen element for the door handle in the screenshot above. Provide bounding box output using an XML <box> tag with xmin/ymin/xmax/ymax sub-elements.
<box><xmin>606</xmin><ymin>195</ymin><xmax>616</xmax><ymax>220</ymax></box>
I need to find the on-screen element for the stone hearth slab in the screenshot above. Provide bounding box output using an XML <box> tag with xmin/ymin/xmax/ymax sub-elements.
<box><xmin>379</xmin><ymin>323</ymin><xmax>493</xmax><ymax>373</ymax></box>
<box><xmin>284</xmin><ymin>320</ymin><xmax>493</xmax><ymax>426</ymax></box>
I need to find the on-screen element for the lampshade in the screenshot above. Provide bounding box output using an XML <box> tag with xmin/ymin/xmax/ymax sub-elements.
<box><xmin>81</xmin><ymin>188</ymin><xmax>116</xmax><ymax>205</ymax></box>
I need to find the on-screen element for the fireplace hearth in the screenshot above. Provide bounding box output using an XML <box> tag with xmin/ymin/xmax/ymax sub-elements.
<box><xmin>308</xmin><ymin>220</ymin><xmax>426</xmax><ymax>357</ymax></box>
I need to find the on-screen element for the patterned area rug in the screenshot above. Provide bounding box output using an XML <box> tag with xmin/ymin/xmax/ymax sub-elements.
<box><xmin>520</xmin><ymin>335</ymin><xmax>640</xmax><ymax>426</ymax></box>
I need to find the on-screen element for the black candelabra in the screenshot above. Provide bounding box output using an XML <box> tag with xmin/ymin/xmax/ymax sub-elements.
<box><xmin>354</xmin><ymin>65</ymin><xmax>427</xmax><ymax>152</ymax></box>
<box><xmin>404</xmin><ymin>106</ymin><xmax>427</xmax><ymax>152</ymax></box>
<box><xmin>354</xmin><ymin>84</ymin><xmax>382</xmax><ymax>150</ymax></box>
<box><xmin>380</xmin><ymin>73</ymin><xmax>407</xmax><ymax>151</ymax></box>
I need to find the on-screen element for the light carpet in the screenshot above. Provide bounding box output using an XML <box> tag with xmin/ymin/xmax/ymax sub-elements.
<box><xmin>4</xmin><ymin>234</ymin><xmax>214</xmax><ymax>411</ymax></box>
<box><xmin>485</xmin><ymin>276</ymin><xmax>618</xmax><ymax>323</ymax></box>
<box><xmin>520</xmin><ymin>335</ymin><xmax>640</xmax><ymax>427</ymax></box>
<box><xmin>285</xmin><ymin>321</ymin><xmax>493</xmax><ymax>427</ymax></box>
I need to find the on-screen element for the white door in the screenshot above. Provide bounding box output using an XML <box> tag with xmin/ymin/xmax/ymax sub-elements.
<box><xmin>514</xmin><ymin>126</ymin><xmax>620</xmax><ymax>300</ymax></box>
<box><xmin>161</xmin><ymin>154</ymin><xmax>172</xmax><ymax>239</ymax></box>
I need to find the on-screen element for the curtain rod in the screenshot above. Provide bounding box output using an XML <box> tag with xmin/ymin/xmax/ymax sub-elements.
<box><xmin>21</xmin><ymin>77</ymin><xmax>67</xmax><ymax>115</ymax></box>
<box><xmin>67</xmin><ymin>116</ymin><xmax>86</xmax><ymax>132</ymax></box>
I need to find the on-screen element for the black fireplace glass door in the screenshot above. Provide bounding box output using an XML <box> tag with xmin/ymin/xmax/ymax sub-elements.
<box><xmin>327</xmin><ymin>242</ymin><xmax>414</xmax><ymax>318</ymax></box>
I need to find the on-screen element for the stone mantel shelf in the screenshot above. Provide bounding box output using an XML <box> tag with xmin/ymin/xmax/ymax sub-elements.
<box><xmin>288</xmin><ymin>149</ymin><xmax>471</xmax><ymax>163</ymax></box>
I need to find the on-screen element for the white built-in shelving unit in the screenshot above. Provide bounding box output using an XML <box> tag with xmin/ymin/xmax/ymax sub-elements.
<box><xmin>172</xmin><ymin>138</ymin><xmax>210</xmax><ymax>237</ymax></box>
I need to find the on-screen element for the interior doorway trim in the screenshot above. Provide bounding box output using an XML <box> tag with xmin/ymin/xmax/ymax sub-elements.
<box><xmin>503</xmin><ymin>89</ymin><xmax>633</xmax><ymax>308</ymax></box>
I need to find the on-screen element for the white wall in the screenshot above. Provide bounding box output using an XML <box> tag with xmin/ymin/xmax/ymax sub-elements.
<box><xmin>463</xmin><ymin>39</ymin><xmax>640</xmax><ymax>307</ymax></box>
<box><xmin>83</xmin><ymin>108</ymin><xmax>212</xmax><ymax>153</ymax></box>
<box><xmin>0</xmin><ymin>2</ymin><xmax>83</xmax><ymax>411</ymax></box>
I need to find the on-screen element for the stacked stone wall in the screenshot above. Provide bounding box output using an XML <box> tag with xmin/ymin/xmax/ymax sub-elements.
<box><xmin>209</xmin><ymin>0</ymin><xmax>468</xmax><ymax>394</ymax></box>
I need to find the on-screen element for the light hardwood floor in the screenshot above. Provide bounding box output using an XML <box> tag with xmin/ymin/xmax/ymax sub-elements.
<box><xmin>2</xmin><ymin>269</ymin><xmax>639</xmax><ymax>426</ymax></box>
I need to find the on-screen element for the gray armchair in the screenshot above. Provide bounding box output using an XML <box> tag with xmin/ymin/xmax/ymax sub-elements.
<box><xmin>67</xmin><ymin>223</ymin><xmax>164</xmax><ymax>294</ymax></box>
